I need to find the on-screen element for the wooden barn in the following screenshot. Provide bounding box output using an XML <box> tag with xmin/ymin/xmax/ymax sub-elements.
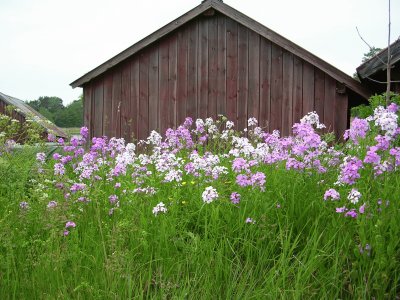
<box><xmin>0</xmin><ymin>92</ymin><xmax>67</xmax><ymax>139</ymax></box>
<box><xmin>357</xmin><ymin>39</ymin><xmax>400</xmax><ymax>94</ymax></box>
<box><xmin>71</xmin><ymin>0</ymin><xmax>370</xmax><ymax>141</ymax></box>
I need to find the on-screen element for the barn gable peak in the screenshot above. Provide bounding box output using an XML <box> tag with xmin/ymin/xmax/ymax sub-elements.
<box><xmin>70</xmin><ymin>0</ymin><xmax>369</xmax><ymax>99</ymax></box>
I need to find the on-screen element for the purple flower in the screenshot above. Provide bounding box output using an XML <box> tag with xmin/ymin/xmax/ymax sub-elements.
<box><xmin>232</xmin><ymin>157</ymin><xmax>248</xmax><ymax>173</ymax></box>
<box><xmin>57</xmin><ymin>138</ymin><xmax>64</xmax><ymax>145</ymax></box>
<box><xmin>36</xmin><ymin>152</ymin><xmax>46</xmax><ymax>164</ymax></box>
<box><xmin>109</xmin><ymin>194</ymin><xmax>118</xmax><ymax>204</ymax></box>
<box><xmin>387</xmin><ymin>102</ymin><xmax>399</xmax><ymax>113</ymax></box>
<box><xmin>63</xmin><ymin>230</ymin><xmax>70</xmax><ymax>236</ymax></box>
<box><xmin>336</xmin><ymin>206</ymin><xmax>347</xmax><ymax>213</ymax></box>
<box><xmin>343</xmin><ymin>118</ymin><xmax>369</xmax><ymax>144</ymax></box>
<box><xmin>338</xmin><ymin>157</ymin><xmax>363</xmax><ymax>185</ymax></box>
<box><xmin>53</xmin><ymin>153</ymin><xmax>62</xmax><ymax>160</ymax></box>
<box><xmin>70</xmin><ymin>183</ymin><xmax>86</xmax><ymax>193</ymax></box>
<box><xmin>65</xmin><ymin>221</ymin><xmax>76</xmax><ymax>228</ymax></box>
<box><xmin>236</xmin><ymin>174</ymin><xmax>251</xmax><ymax>187</ymax></box>
<box><xmin>345</xmin><ymin>209</ymin><xmax>358</xmax><ymax>218</ymax></box>
<box><xmin>80</xmin><ymin>127</ymin><xmax>89</xmax><ymax>139</ymax></box>
<box><xmin>47</xmin><ymin>133</ymin><xmax>56</xmax><ymax>142</ymax></box>
<box><xmin>359</xmin><ymin>203</ymin><xmax>366</xmax><ymax>214</ymax></box>
<box><xmin>230</xmin><ymin>192</ymin><xmax>241</xmax><ymax>204</ymax></box>
<box><xmin>250</xmin><ymin>172</ymin><xmax>266</xmax><ymax>190</ymax></box>
<box><xmin>324</xmin><ymin>188</ymin><xmax>340</xmax><ymax>201</ymax></box>
<box><xmin>54</xmin><ymin>163</ymin><xmax>65</xmax><ymax>176</ymax></box>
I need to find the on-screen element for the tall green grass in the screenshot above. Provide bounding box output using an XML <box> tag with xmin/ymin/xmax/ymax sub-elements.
<box><xmin>1</xmin><ymin>146</ymin><xmax>399</xmax><ymax>299</ymax></box>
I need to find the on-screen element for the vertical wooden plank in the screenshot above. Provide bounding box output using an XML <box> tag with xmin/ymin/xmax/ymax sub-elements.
<box><xmin>324</xmin><ymin>75</ymin><xmax>336</xmax><ymax>133</ymax></box>
<box><xmin>270</xmin><ymin>43</ymin><xmax>283</xmax><ymax>132</ymax></box>
<box><xmin>198</xmin><ymin>18</ymin><xmax>208</xmax><ymax>119</ymax></box>
<box><xmin>292</xmin><ymin>56</ymin><xmax>303</xmax><ymax>125</ymax></box>
<box><xmin>121</xmin><ymin>63</ymin><xmax>131</xmax><ymax>141</ymax></box>
<box><xmin>217</xmin><ymin>15</ymin><xmax>227</xmax><ymax>117</ymax></box>
<box><xmin>208</xmin><ymin>16</ymin><xmax>218</xmax><ymax>120</ymax></box>
<box><xmin>225</xmin><ymin>18</ymin><xmax>238</xmax><ymax>124</ymax></box>
<box><xmin>259</xmin><ymin>38</ymin><xmax>271</xmax><ymax>130</ymax></box>
<box><xmin>314</xmin><ymin>68</ymin><xmax>325</xmax><ymax>126</ymax></box>
<box><xmin>282</xmin><ymin>51</ymin><xmax>293</xmax><ymax>137</ymax></box>
<box><xmin>93</xmin><ymin>79</ymin><xmax>104</xmax><ymax>138</ymax></box>
<box><xmin>149</xmin><ymin>47</ymin><xmax>159</xmax><ymax>133</ymax></box>
<box><xmin>112</xmin><ymin>70</ymin><xmax>122</xmax><ymax>138</ymax></box>
<box><xmin>130</xmin><ymin>59</ymin><xmax>140</xmax><ymax>141</ymax></box>
<box><xmin>177</xmin><ymin>28</ymin><xmax>188</xmax><ymax>126</ymax></box>
<box><xmin>187</xmin><ymin>21</ymin><xmax>198</xmax><ymax>120</ymax></box>
<box><xmin>237</xmin><ymin>25</ymin><xmax>248</xmax><ymax>131</ymax></box>
<box><xmin>335</xmin><ymin>85</ymin><xmax>348</xmax><ymax>139</ymax></box>
<box><xmin>159</xmin><ymin>40</ymin><xmax>169</xmax><ymax>136</ymax></box>
<box><xmin>103</xmin><ymin>73</ymin><xmax>113</xmax><ymax>138</ymax></box>
<box><xmin>139</xmin><ymin>52</ymin><xmax>150</xmax><ymax>140</ymax></box>
<box><xmin>248</xmin><ymin>30</ymin><xmax>260</xmax><ymax>123</ymax></box>
<box><xmin>302</xmin><ymin>61</ymin><xmax>315</xmax><ymax>115</ymax></box>
<box><xmin>169</xmin><ymin>35</ymin><xmax>178</xmax><ymax>129</ymax></box>
<box><xmin>83</xmin><ymin>85</ymin><xmax>93</xmax><ymax>138</ymax></box>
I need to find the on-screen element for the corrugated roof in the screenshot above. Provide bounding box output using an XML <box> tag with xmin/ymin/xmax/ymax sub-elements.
<box><xmin>0</xmin><ymin>92</ymin><xmax>68</xmax><ymax>138</ymax></box>
<box><xmin>70</xmin><ymin>0</ymin><xmax>370</xmax><ymax>99</ymax></box>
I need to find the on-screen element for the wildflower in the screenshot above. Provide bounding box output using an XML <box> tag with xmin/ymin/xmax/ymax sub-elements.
<box><xmin>54</xmin><ymin>163</ymin><xmax>65</xmax><ymax>176</ymax></box>
<box><xmin>115</xmin><ymin>182</ymin><xmax>121</xmax><ymax>188</ymax></box>
<box><xmin>250</xmin><ymin>172</ymin><xmax>266</xmax><ymax>190</ymax></box>
<box><xmin>152</xmin><ymin>202</ymin><xmax>167</xmax><ymax>216</ymax></box>
<box><xmin>47</xmin><ymin>133</ymin><xmax>56</xmax><ymax>142</ymax></box>
<box><xmin>36</xmin><ymin>152</ymin><xmax>46</xmax><ymax>164</ymax></box>
<box><xmin>345</xmin><ymin>209</ymin><xmax>358</xmax><ymax>218</ymax></box>
<box><xmin>202</xmin><ymin>186</ymin><xmax>219</xmax><ymax>204</ymax></box>
<box><xmin>347</xmin><ymin>189</ymin><xmax>361</xmax><ymax>204</ymax></box>
<box><xmin>226</xmin><ymin>121</ymin><xmax>234</xmax><ymax>129</ymax></box>
<box><xmin>19</xmin><ymin>201</ymin><xmax>29</xmax><ymax>209</ymax></box>
<box><xmin>343</xmin><ymin>118</ymin><xmax>369</xmax><ymax>144</ymax></box>
<box><xmin>47</xmin><ymin>201</ymin><xmax>57</xmax><ymax>209</ymax></box>
<box><xmin>388</xmin><ymin>102</ymin><xmax>399</xmax><ymax>113</ymax></box>
<box><xmin>300</xmin><ymin>111</ymin><xmax>326</xmax><ymax>129</ymax></box>
<box><xmin>80</xmin><ymin>126</ymin><xmax>89</xmax><ymax>139</ymax></box>
<box><xmin>372</xmin><ymin>106</ymin><xmax>398</xmax><ymax>137</ymax></box>
<box><xmin>248</xmin><ymin>117</ymin><xmax>258</xmax><ymax>127</ymax></box>
<box><xmin>109</xmin><ymin>195</ymin><xmax>118</xmax><ymax>204</ymax></box>
<box><xmin>63</xmin><ymin>230</ymin><xmax>70</xmax><ymax>236</ymax></box>
<box><xmin>359</xmin><ymin>203</ymin><xmax>366</xmax><ymax>214</ymax></box>
<box><xmin>245</xmin><ymin>217</ymin><xmax>256</xmax><ymax>224</ymax></box>
<box><xmin>323</xmin><ymin>188</ymin><xmax>340</xmax><ymax>201</ymax></box>
<box><xmin>65</xmin><ymin>221</ymin><xmax>76</xmax><ymax>228</ymax></box>
<box><xmin>335</xmin><ymin>206</ymin><xmax>347</xmax><ymax>213</ymax></box>
<box><xmin>230</xmin><ymin>192</ymin><xmax>241</xmax><ymax>204</ymax></box>
<box><xmin>53</xmin><ymin>153</ymin><xmax>62</xmax><ymax>160</ymax></box>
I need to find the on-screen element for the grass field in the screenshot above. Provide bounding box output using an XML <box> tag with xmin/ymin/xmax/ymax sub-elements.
<box><xmin>1</xmin><ymin>109</ymin><xmax>400</xmax><ymax>299</ymax></box>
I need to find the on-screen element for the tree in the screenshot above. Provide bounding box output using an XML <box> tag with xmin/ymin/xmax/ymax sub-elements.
<box><xmin>361</xmin><ymin>47</ymin><xmax>382</xmax><ymax>63</ymax></box>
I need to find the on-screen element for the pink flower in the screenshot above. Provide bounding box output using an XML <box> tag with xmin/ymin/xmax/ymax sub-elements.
<box><xmin>65</xmin><ymin>221</ymin><xmax>76</xmax><ymax>228</ymax></box>
<box><xmin>230</xmin><ymin>192</ymin><xmax>241</xmax><ymax>204</ymax></box>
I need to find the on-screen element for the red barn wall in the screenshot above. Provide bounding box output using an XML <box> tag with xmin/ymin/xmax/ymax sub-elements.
<box><xmin>83</xmin><ymin>12</ymin><xmax>348</xmax><ymax>141</ymax></box>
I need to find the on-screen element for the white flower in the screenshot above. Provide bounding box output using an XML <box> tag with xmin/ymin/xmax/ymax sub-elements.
<box><xmin>347</xmin><ymin>188</ymin><xmax>361</xmax><ymax>204</ymax></box>
<box><xmin>147</xmin><ymin>130</ymin><xmax>162</xmax><ymax>146</ymax></box>
<box><xmin>248</xmin><ymin>117</ymin><xmax>258</xmax><ymax>127</ymax></box>
<box><xmin>202</xmin><ymin>186</ymin><xmax>219</xmax><ymax>204</ymax></box>
<box><xmin>152</xmin><ymin>202</ymin><xmax>167</xmax><ymax>216</ymax></box>
<box><xmin>300</xmin><ymin>111</ymin><xmax>326</xmax><ymax>129</ymax></box>
<box><xmin>226</xmin><ymin>121</ymin><xmax>234</xmax><ymax>129</ymax></box>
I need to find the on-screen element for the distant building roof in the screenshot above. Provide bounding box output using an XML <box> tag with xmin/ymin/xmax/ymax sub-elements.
<box><xmin>357</xmin><ymin>39</ymin><xmax>400</xmax><ymax>79</ymax></box>
<box><xmin>0</xmin><ymin>92</ymin><xmax>67</xmax><ymax>138</ymax></box>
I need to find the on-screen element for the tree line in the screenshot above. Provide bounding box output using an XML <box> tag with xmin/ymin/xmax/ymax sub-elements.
<box><xmin>26</xmin><ymin>95</ymin><xmax>83</xmax><ymax>128</ymax></box>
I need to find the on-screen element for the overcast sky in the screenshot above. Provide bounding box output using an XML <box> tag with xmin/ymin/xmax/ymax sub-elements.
<box><xmin>1</xmin><ymin>0</ymin><xmax>399</xmax><ymax>105</ymax></box>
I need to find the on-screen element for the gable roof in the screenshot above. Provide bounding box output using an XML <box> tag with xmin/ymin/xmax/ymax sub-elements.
<box><xmin>0</xmin><ymin>92</ymin><xmax>67</xmax><ymax>138</ymax></box>
<box><xmin>357</xmin><ymin>39</ymin><xmax>400</xmax><ymax>79</ymax></box>
<box><xmin>70</xmin><ymin>0</ymin><xmax>370</xmax><ymax>99</ymax></box>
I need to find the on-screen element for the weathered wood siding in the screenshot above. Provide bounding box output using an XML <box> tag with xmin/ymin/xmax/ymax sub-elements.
<box><xmin>83</xmin><ymin>12</ymin><xmax>349</xmax><ymax>141</ymax></box>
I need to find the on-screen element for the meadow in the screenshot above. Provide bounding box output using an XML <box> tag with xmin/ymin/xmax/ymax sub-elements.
<box><xmin>1</xmin><ymin>99</ymin><xmax>400</xmax><ymax>299</ymax></box>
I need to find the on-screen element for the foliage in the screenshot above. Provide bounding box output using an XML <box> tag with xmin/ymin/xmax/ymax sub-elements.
<box><xmin>1</xmin><ymin>102</ymin><xmax>400</xmax><ymax>298</ymax></box>
<box><xmin>26</xmin><ymin>95</ymin><xmax>83</xmax><ymax>128</ymax></box>
<box><xmin>361</xmin><ymin>46</ymin><xmax>382</xmax><ymax>63</ymax></box>
<box><xmin>351</xmin><ymin>93</ymin><xmax>400</xmax><ymax>118</ymax></box>
<box><xmin>0</xmin><ymin>106</ymin><xmax>45</xmax><ymax>151</ymax></box>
